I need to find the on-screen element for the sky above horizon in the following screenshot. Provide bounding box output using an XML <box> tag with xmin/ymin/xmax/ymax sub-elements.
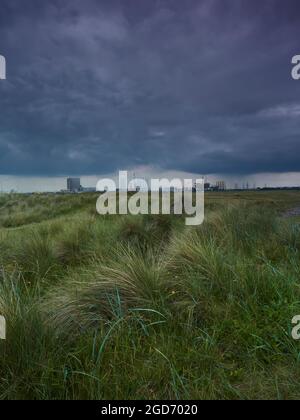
<box><xmin>0</xmin><ymin>0</ymin><xmax>300</xmax><ymax>186</ymax></box>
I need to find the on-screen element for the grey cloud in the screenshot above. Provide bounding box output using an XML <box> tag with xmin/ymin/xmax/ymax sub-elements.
<box><xmin>0</xmin><ymin>0</ymin><xmax>300</xmax><ymax>176</ymax></box>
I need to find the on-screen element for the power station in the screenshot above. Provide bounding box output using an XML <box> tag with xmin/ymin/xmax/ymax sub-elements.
<box><xmin>67</xmin><ymin>178</ymin><xmax>81</xmax><ymax>192</ymax></box>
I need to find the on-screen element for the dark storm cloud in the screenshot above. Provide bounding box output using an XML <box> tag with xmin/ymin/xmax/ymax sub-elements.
<box><xmin>0</xmin><ymin>0</ymin><xmax>300</xmax><ymax>175</ymax></box>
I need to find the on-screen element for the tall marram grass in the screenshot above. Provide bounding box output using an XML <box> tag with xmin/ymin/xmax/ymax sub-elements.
<box><xmin>1</xmin><ymin>191</ymin><xmax>300</xmax><ymax>399</ymax></box>
<box><xmin>43</xmin><ymin>246</ymin><xmax>168</xmax><ymax>337</ymax></box>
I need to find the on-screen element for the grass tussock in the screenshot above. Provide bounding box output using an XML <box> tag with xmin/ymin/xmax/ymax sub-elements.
<box><xmin>43</xmin><ymin>247</ymin><xmax>167</xmax><ymax>337</ymax></box>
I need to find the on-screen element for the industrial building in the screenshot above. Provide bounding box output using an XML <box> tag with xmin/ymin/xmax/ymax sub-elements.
<box><xmin>67</xmin><ymin>178</ymin><xmax>81</xmax><ymax>192</ymax></box>
<box><xmin>216</xmin><ymin>181</ymin><xmax>226</xmax><ymax>191</ymax></box>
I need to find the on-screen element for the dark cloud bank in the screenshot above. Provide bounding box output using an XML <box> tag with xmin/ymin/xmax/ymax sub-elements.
<box><xmin>0</xmin><ymin>0</ymin><xmax>300</xmax><ymax>177</ymax></box>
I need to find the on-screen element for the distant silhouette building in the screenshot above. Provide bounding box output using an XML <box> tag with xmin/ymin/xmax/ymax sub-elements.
<box><xmin>216</xmin><ymin>181</ymin><xmax>226</xmax><ymax>191</ymax></box>
<box><xmin>67</xmin><ymin>178</ymin><xmax>81</xmax><ymax>192</ymax></box>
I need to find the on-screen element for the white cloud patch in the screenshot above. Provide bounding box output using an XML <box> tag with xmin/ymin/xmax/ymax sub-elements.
<box><xmin>259</xmin><ymin>104</ymin><xmax>300</xmax><ymax>118</ymax></box>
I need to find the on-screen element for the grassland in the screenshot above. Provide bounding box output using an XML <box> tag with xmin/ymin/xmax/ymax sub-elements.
<box><xmin>0</xmin><ymin>190</ymin><xmax>300</xmax><ymax>400</ymax></box>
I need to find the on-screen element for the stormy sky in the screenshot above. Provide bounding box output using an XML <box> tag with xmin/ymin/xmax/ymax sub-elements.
<box><xmin>0</xmin><ymin>0</ymin><xmax>300</xmax><ymax>186</ymax></box>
